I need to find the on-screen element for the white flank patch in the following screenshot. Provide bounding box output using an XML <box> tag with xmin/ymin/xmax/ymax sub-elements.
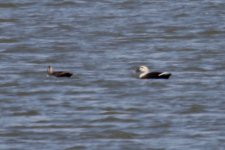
<box><xmin>159</xmin><ymin>72</ymin><xmax>170</xmax><ymax>76</ymax></box>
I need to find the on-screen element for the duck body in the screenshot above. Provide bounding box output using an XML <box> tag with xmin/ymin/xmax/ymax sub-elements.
<box><xmin>47</xmin><ymin>66</ymin><xmax>73</xmax><ymax>77</ymax></box>
<box><xmin>140</xmin><ymin>71</ymin><xmax>171</xmax><ymax>79</ymax></box>
<box><xmin>50</xmin><ymin>71</ymin><xmax>73</xmax><ymax>77</ymax></box>
<box><xmin>136</xmin><ymin>65</ymin><xmax>171</xmax><ymax>79</ymax></box>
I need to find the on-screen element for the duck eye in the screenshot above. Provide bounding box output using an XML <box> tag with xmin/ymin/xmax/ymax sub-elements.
<box><xmin>140</xmin><ymin>67</ymin><xmax>145</xmax><ymax>70</ymax></box>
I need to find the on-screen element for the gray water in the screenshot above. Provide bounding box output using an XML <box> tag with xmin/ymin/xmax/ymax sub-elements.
<box><xmin>1</xmin><ymin>0</ymin><xmax>225</xmax><ymax>150</ymax></box>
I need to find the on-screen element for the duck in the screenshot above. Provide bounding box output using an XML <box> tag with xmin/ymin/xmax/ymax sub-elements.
<box><xmin>47</xmin><ymin>66</ymin><xmax>73</xmax><ymax>77</ymax></box>
<box><xmin>136</xmin><ymin>65</ymin><xmax>171</xmax><ymax>79</ymax></box>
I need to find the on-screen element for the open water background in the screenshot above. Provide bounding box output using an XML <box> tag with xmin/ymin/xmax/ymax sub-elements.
<box><xmin>0</xmin><ymin>0</ymin><xmax>225</xmax><ymax>149</ymax></box>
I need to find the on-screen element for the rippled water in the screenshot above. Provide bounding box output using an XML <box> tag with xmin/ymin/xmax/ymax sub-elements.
<box><xmin>1</xmin><ymin>0</ymin><xmax>225</xmax><ymax>150</ymax></box>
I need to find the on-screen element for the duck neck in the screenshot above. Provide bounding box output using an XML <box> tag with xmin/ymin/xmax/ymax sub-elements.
<box><xmin>48</xmin><ymin>66</ymin><xmax>53</xmax><ymax>75</ymax></box>
<box><xmin>139</xmin><ymin>72</ymin><xmax>149</xmax><ymax>79</ymax></box>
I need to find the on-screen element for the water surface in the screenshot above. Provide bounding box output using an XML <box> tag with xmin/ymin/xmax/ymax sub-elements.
<box><xmin>0</xmin><ymin>0</ymin><xmax>225</xmax><ymax>150</ymax></box>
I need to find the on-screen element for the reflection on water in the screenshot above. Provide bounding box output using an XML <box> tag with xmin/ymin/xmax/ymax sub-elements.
<box><xmin>1</xmin><ymin>0</ymin><xmax>225</xmax><ymax>150</ymax></box>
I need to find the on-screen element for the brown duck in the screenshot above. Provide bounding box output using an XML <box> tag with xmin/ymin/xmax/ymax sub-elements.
<box><xmin>47</xmin><ymin>66</ymin><xmax>73</xmax><ymax>77</ymax></box>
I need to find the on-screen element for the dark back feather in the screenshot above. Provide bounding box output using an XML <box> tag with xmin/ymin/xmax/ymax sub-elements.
<box><xmin>142</xmin><ymin>72</ymin><xmax>171</xmax><ymax>79</ymax></box>
<box><xmin>52</xmin><ymin>71</ymin><xmax>73</xmax><ymax>77</ymax></box>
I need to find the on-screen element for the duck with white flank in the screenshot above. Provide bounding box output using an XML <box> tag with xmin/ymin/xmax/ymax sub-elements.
<box><xmin>47</xmin><ymin>66</ymin><xmax>73</xmax><ymax>77</ymax></box>
<box><xmin>136</xmin><ymin>65</ymin><xmax>171</xmax><ymax>79</ymax></box>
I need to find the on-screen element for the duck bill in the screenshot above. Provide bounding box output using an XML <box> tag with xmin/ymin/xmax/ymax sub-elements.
<box><xmin>136</xmin><ymin>68</ymin><xmax>140</xmax><ymax>73</ymax></box>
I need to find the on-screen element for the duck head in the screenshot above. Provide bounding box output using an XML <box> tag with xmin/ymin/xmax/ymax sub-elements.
<box><xmin>48</xmin><ymin>66</ymin><xmax>53</xmax><ymax>74</ymax></box>
<box><xmin>136</xmin><ymin>65</ymin><xmax>151</xmax><ymax>78</ymax></box>
<box><xmin>136</xmin><ymin>65</ymin><xmax>150</xmax><ymax>73</ymax></box>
